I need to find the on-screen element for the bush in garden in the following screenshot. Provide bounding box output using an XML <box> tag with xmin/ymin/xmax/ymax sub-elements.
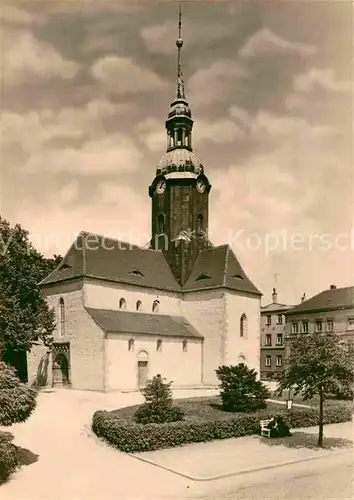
<box><xmin>0</xmin><ymin>362</ymin><xmax>37</xmax><ymax>426</ymax></box>
<box><xmin>0</xmin><ymin>433</ymin><xmax>19</xmax><ymax>483</ymax></box>
<box><xmin>133</xmin><ymin>374</ymin><xmax>184</xmax><ymax>424</ymax></box>
<box><xmin>215</xmin><ymin>364</ymin><xmax>270</xmax><ymax>412</ymax></box>
<box><xmin>92</xmin><ymin>404</ymin><xmax>352</xmax><ymax>453</ymax></box>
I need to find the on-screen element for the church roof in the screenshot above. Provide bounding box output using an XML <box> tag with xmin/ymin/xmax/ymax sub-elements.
<box><xmin>261</xmin><ymin>303</ymin><xmax>294</xmax><ymax>313</ymax></box>
<box><xmin>39</xmin><ymin>232</ymin><xmax>181</xmax><ymax>292</ymax></box>
<box><xmin>183</xmin><ymin>244</ymin><xmax>261</xmax><ymax>295</ymax></box>
<box><xmin>86</xmin><ymin>308</ymin><xmax>203</xmax><ymax>339</ymax></box>
<box><xmin>157</xmin><ymin>148</ymin><xmax>204</xmax><ymax>178</ymax></box>
<box><xmin>286</xmin><ymin>286</ymin><xmax>354</xmax><ymax>316</ymax></box>
<box><xmin>40</xmin><ymin>234</ymin><xmax>261</xmax><ymax>296</ymax></box>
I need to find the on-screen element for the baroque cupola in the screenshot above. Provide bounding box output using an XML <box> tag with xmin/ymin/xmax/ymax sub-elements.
<box><xmin>156</xmin><ymin>7</ymin><xmax>205</xmax><ymax>180</ymax></box>
<box><xmin>149</xmin><ymin>5</ymin><xmax>211</xmax><ymax>286</ymax></box>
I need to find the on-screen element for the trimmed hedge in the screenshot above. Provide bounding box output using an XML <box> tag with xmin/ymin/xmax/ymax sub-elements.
<box><xmin>0</xmin><ymin>434</ymin><xmax>19</xmax><ymax>483</ymax></box>
<box><xmin>92</xmin><ymin>405</ymin><xmax>352</xmax><ymax>453</ymax></box>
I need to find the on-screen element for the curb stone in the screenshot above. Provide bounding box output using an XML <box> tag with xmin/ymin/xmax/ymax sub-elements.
<box><xmin>128</xmin><ymin>449</ymin><xmax>352</xmax><ymax>482</ymax></box>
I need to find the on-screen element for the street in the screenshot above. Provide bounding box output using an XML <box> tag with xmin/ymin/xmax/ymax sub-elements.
<box><xmin>189</xmin><ymin>452</ymin><xmax>353</xmax><ymax>500</ymax></box>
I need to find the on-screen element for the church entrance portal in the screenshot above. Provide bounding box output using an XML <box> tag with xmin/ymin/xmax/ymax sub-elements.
<box><xmin>52</xmin><ymin>343</ymin><xmax>71</xmax><ymax>387</ymax></box>
<box><xmin>137</xmin><ymin>350</ymin><xmax>149</xmax><ymax>388</ymax></box>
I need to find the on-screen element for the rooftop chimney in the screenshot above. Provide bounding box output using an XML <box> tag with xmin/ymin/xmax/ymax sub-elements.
<box><xmin>301</xmin><ymin>293</ymin><xmax>306</xmax><ymax>303</ymax></box>
<box><xmin>330</xmin><ymin>285</ymin><xmax>336</xmax><ymax>290</ymax></box>
<box><xmin>272</xmin><ymin>288</ymin><xmax>278</xmax><ymax>304</ymax></box>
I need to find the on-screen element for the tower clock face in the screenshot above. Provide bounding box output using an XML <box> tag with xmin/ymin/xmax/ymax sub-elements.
<box><xmin>196</xmin><ymin>179</ymin><xmax>206</xmax><ymax>193</ymax></box>
<box><xmin>156</xmin><ymin>180</ymin><xmax>166</xmax><ymax>194</ymax></box>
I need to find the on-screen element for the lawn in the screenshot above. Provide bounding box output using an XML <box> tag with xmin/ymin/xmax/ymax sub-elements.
<box><xmin>109</xmin><ymin>396</ymin><xmax>288</xmax><ymax>423</ymax></box>
<box><xmin>271</xmin><ymin>391</ymin><xmax>354</xmax><ymax>412</ymax></box>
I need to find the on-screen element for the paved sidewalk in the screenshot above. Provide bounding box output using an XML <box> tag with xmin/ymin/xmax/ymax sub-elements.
<box><xmin>0</xmin><ymin>389</ymin><xmax>352</xmax><ymax>499</ymax></box>
<box><xmin>133</xmin><ymin>421</ymin><xmax>353</xmax><ymax>481</ymax></box>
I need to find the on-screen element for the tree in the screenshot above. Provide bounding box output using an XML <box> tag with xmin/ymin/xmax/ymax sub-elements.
<box><xmin>277</xmin><ymin>332</ymin><xmax>354</xmax><ymax>447</ymax></box>
<box><xmin>0</xmin><ymin>217</ymin><xmax>61</xmax><ymax>377</ymax></box>
<box><xmin>134</xmin><ymin>374</ymin><xmax>184</xmax><ymax>424</ymax></box>
<box><xmin>216</xmin><ymin>363</ymin><xmax>270</xmax><ymax>412</ymax></box>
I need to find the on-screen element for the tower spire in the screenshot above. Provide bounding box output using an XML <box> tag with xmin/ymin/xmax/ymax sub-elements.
<box><xmin>176</xmin><ymin>4</ymin><xmax>185</xmax><ymax>99</ymax></box>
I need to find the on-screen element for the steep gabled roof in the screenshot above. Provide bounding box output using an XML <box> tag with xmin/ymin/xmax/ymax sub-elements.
<box><xmin>286</xmin><ymin>286</ymin><xmax>354</xmax><ymax>316</ymax></box>
<box><xmin>39</xmin><ymin>232</ymin><xmax>181</xmax><ymax>292</ymax></box>
<box><xmin>182</xmin><ymin>244</ymin><xmax>261</xmax><ymax>295</ymax></box>
<box><xmin>86</xmin><ymin>308</ymin><xmax>203</xmax><ymax>339</ymax></box>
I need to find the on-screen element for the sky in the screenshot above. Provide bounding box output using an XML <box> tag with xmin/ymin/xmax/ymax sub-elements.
<box><xmin>1</xmin><ymin>0</ymin><xmax>353</xmax><ymax>305</ymax></box>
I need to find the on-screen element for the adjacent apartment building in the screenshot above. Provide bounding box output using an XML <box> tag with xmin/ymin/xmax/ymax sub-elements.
<box><xmin>285</xmin><ymin>285</ymin><xmax>354</xmax><ymax>354</ymax></box>
<box><xmin>260</xmin><ymin>288</ymin><xmax>294</xmax><ymax>380</ymax></box>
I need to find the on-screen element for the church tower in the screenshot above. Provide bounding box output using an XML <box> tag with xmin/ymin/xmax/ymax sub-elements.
<box><xmin>149</xmin><ymin>6</ymin><xmax>211</xmax><ymax>286</ymax></box>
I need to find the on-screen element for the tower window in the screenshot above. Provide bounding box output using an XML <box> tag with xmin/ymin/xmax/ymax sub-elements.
<box><xmin>119</xmin><ymin>298</ymin><xmax>126</xmax><ymax>309</ymax></box>
<box><xmin>128</xmin><ymin>339</ymin><xmax>135</xmax><ymax>351</ymax></box>
<box><xmin>177</xmin><ymin>128</ymin><xmax>183</xmax><ymax>146</ymax></box>
<box><xmin>182</xmin><ymin>339</ymin><xmax>188</xmax><ymax>352</ymax></box>
<box><xmin>152</xmin><ymin>299</ymin><xmax>160</xmax><ymax>313</ymax></box>
<box><xmin>240</xmin><ymin>313</ymin><xmax>247</xmax><ymax>338</ymax></box>
<box><xmin>157</xmin><ymin>214</ymin><xmax>165</xmax><ymax>234</ymax></box>
<box><xmin>157</xmin><ymin>339</ymin><xmax>163</xmax><ymax>352</ymax></box>
<box><xmin>197</xmin><ymin>214</ymin><xmax>204</xmax><ymax>234</ymax></box>
<box><xmin>59</xmin><ymin>298</ymin><xmax>65</xmax><ymax>337</ymax></box>
<box><xmin>136</xmin><ymin>300</ymin><xmax>142</xmax><ymax>311</ymax></box>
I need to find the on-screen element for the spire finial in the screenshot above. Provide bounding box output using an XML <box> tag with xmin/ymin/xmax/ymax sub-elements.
<box><xmin>176</xmin><ymin>4</ymin><xmax>185</xmax><ymax>99</ymax></box>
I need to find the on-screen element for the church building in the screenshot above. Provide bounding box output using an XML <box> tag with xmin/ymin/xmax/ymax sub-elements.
<box><xmin>27</xmin><ymin>12</ymin><xmax>262</xmax><ymax>392</ymax></box>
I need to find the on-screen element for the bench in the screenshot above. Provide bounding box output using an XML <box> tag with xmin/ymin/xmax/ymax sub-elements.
<box><xmin>260</xmin><ymin>419</ymin><xmax>272</xmax><ymax>438</ymax></box>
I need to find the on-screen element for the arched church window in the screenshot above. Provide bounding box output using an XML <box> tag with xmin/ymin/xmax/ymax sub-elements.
<box><xmin>197</xmin><ymin>214</ymin><xmax>204</xmax><ymax>234</ymax></box>
<box><xmin>136</xmin><ymin>300</ymin><xmax>142</xmax><ymax>311</ymax></box>
<box><xmin>152</xmin><ymin>299</ymin><xmax>160</xmax><ymax>313</ymax></box>
<box><xmin>157</xmin><ymin>339</ymin><xmax>163</xmax><ymax>352</ymax></box>
<box><xmin>59</xmin><ymin>298</ymin><xmax>65</xmax><ymax>337</ymax></box>
<box><xmin>119</xmin><ymin>298</ymin><xmax>127</xmax><ymax>309</ymax></box>
<box><xmin>177</xmin><ymin>128</ymin><xmax>183</xmax><ymax>146</ymax></box>
<box><xmin>157</xmin><ymin>214</ymin><xmax>165</xmax><ymax>234</ymax></box>
<box><xmin>182</xmin><ymin>339</ymin><xmax>188</xmax><ymax>352</ymax></box>
<box><xmin>240</xmin><ymin>313</ymin><xmax>248</xmax><ymax>338</ymax></box>
<box><xmin>128</xmin><ymin>339</ymin><xmax>135</xmax><ymax>351</ymax></box>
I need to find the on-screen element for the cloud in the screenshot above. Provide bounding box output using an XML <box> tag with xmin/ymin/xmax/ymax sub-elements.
<box><xmin>2</xmin><ymin>101</ymin><xmax>142</xmax><ymax>176</ymax></box>
<box><xmin>59</xmin><ymin>182</ymin><xmax>79</xmax><ymax>204</ymax></box>
<box><xmin>194</xmin><ymin>119</ymin><xmax>243</xmax><ymax>145</ymax></box>
<box><xmin>229</xmin><ymin>106</ymin><xmax>336</xmax><ymax>140</ymax></box>
<box><xmin>135</xmin><ymin>118</ymin><xmax>166</xmax><ymax>152</ymax></box>
<box><xmin>141</xmin><ymin>20</ymin><xmax>229</xmax><ymax>55</ymax></box>
<box><xmin>188</xmin><ymin>60</ymin><xmax>247</xmax><ymax>106</ymax></box>
<box><xmin>1</xmin><ymin>5</ymin><xmax>44</xmax><ymax>25</ymax></box>
<box><xmin>293</xmin><ymin>68</ymin><xmax>352</xmax><ymax>93</ymax></box>
<box><xmin>90</xmin><ymin>56</ymin><xmax>166</xmax><ymax>94</ymax></box>
<box><xmin>14</xmin><ymin>183</ymin><xmax>149</xmax><ymax>258</ymax></box>
<box><xmin>2</xmin><ymin>29</ymin><xmax>80</xmax><ymax>86</ymax></box>
<box><xmin>24</xmin><ymin>133</ymin><xmax>142</xmax><ymax>176</ymax></box>
<box><xmin>239</xmin><ymin>28</ymin><xmax>316</xmax><ymax>58</ymax></box>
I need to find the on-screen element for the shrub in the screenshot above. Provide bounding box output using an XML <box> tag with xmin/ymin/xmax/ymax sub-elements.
<box><xmin>0</xmin><ymin>362</ymin><xmax>37</xmax><ymax>426</ymax></box>
<box><xmin>92</xmin><ymin>404</ymin><xmax>351</xmax><ymax>453</ymax></box>
<box><xmin>0</xmin><ymin>434</ymin><xmax>19</xmax><ymax>483</ymax></box>
<box><xmin>216</xmin><ymin>364</ymin><xmax>270</xmax><ymax>412</ymax></box>
<box><xmin>134</xmin><ymin>374</ymin><xmax>184</xmax><ymax>424</ymax></box>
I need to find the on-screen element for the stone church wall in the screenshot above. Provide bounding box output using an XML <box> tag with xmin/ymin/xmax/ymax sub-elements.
<box><xmin>182</xmin><ymin>289</ymin><xmax>226</xmax><ymax>385</ymax></box>
<box><xmin>39</xmin><ymin>280</ymin><xmax>105</xmax><ymax>390</ymax></box>
<box><xmin>83</xmin><ymin>279</ymin><xmax>182</xmax><ymax>316</ymax></box>
<box><xmin>105</xmin><ymin>334</ymin><xmax>202</xmax><ymax>391</ymax></box>
<box><xmin>27</xmin><ymin>343</ymin><xmax>52</xmax><ymax>388</ymax></box>
<box><xmin>224</xmin><ymin>291</ymin><xmax>261</xmax><ymax>376</ymax></box>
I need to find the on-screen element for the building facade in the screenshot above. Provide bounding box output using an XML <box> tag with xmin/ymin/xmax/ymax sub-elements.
<box><xmin>260</xmin><ymin>288</ymin><xmax>294</xmax><ymax>380</ymax></box>
<box><xmin>285</xmin><ymin>285</ymin><xmax>354</xmax><ymax>354</ymax></box>
<box><xmin>27</xmin><ymin>15</ymin><xmax>262</xmax><ymax>392</ymax></box>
